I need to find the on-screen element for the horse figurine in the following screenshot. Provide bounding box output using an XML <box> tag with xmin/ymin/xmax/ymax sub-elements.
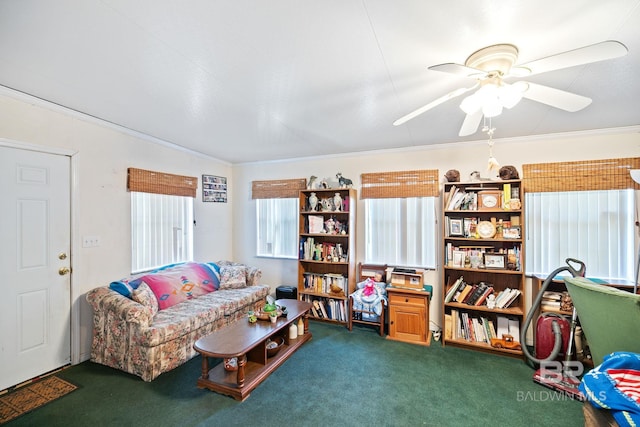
<box><xmin>336</xmin><ymin>173</ymin><xmax>353</xmax><ymax>188</ymax></box>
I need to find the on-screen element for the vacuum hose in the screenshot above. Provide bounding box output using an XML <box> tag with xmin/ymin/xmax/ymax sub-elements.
<box><xmin>520</xmin><ymin>258</ymin><xmax>585</xmax><ymax>366</ymax></box>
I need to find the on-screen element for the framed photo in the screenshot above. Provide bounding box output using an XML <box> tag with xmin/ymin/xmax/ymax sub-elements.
<box><xmin>478</xmin><ymin>190</ymin><xmax>502</xmax><ymax>210</ymax></box>
<box><xmin>484</xmin><ymin>253</ymin><xmax>506</xmax><ymax>269</ymax></box>
<box><xmin>502</xmin><ymin>226</ymin><xmax>521</xmax><ymax>239</ymax></box>
<box><xmin>449</xmin><ymin>218</ymin><xmax>463</xmax><ymax>236</ymax></box>
<box><xmin>202</xmin><ymin>175</ymin><xmax>227</xmax><ymax>203</ymax></box>
<box><xmin>452</xmin><ymin>250</ymin><xmax>466</xmax><ymax>268</ymax></box>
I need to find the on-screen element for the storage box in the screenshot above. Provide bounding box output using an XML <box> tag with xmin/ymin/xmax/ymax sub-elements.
<box><xmin>276</xmin><ymin>286</ymin><xmax>297</xmax><ymax>300</ymax></box>
<box><xmin>390</xmin><ymin>269</ymin><xmax>425</xmax><ymax>289</ymax></box>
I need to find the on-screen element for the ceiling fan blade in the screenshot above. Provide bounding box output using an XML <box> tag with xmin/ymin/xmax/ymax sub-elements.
<box><xmin>515</xmin><ymin>40</ymin><xmax>628</xmax><ymax>76</ymax></box>
<box><xmin>428</xmin><ymin>63</ymin><xmax>485</xmax><ymax>78</ymax></box>
<box><xmin>393</xmin><ymin>84</ymin><xmax>478</xmax><ymax>126</ymax></box>
<box><xmin>521</xmin><ymin>82</ymin><xmax>592</xmax><ymax>112</ymax></box>
<box><xmin>459</xmin><ymin>110</ymin><xmax>484</xmax><ymax>137</ymax></box>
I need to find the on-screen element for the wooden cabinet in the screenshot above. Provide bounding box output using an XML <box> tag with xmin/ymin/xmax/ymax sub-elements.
<box><xmin>441</xmin><ymin>179</ymin><xmax>525</xmax><ymax>357</ymax></box>
<box><xmin>387</xmin><ymin>287</ymin><xmax>430</xmax><ymax>346</ymax></box>
<box><xmin>297</xmin><ymin>188</ymin><xmax>356</xmax><ymax>325</ymax></box>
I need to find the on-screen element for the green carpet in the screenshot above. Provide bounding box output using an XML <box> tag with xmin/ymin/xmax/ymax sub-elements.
<box><xmin>7</xmin><ymin>322</ymin><xmax>584</xmax><ymax>426</ymax></box>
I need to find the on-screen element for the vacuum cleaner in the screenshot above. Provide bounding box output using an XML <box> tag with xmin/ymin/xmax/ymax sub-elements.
<box><xmin>521</xmin><ymin>258</ymin><xmax>586</xmax><ymax>400</ymax></box>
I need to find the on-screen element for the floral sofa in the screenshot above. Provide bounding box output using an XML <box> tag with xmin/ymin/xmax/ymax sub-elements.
<box><xmin>86</xmin><ymin>261</ymin><xmax>270</xmax><ymax>381</ymax></box>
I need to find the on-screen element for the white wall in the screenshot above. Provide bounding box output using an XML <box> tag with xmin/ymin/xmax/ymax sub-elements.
<box><xmin>2</xmin><ymin>85</ymin><xmax>638</xmax><ymax>358</ymax></box>
<box><xmin>0</xmin><ymin>89</ymin><xmax>233</xmax><ymax>361</ymax></box>
<box><xmin>232</xmin><ymin>127</ymin><xmax>640</xmax><ymax>332</ymax></box>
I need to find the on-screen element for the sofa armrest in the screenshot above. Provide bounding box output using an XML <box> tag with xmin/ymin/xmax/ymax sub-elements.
<box><xmin>247</xmin><ymin>267</ymin><xmax>262</xmax><ymax>286</ymax></box>
<box><xmin>86</xmin><ymin>287</ymin><xmax>152</xmax><ymax>326</ymax></box>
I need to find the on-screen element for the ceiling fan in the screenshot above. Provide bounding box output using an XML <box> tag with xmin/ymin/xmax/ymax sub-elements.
<box><xmin>393</xmin><ymin>40</ymin><xmax>628</xmax><ymax>136</ymax></box>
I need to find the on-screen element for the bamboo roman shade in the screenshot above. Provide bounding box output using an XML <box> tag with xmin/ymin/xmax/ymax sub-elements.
<box><xmin>523</xmin><ymin>158</ymin><xmax>640</xmax><ymax>192</ymax></box>
<box><xmin>251</xmin><ymin>178</ymin><xmax>307</xmax><ymax>199</ymax></box>
<box><xmin>127</xmin><ymin>167</ymin><xmax>198</xmax><ymax>198</ymax></box>
<box><xmin>361</xmin><ymin>169</ymin><xmax>440</xmax><ymax>199</ymax></box>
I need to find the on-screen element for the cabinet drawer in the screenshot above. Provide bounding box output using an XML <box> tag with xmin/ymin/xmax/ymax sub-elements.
<box><xmin>389</xmin><ymin>294</ymin><xmax>426</xmax><ymax>307</ymax></box>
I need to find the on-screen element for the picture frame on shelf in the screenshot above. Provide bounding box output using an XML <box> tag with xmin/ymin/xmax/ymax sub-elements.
<box><xmin>502</xmin><ymin>226</ymin><xmax>521</xmax><ymax>239</ymax></box>
<box><xmin>449</xmin><ymin>218</ymin><xmax>463</xmax><ymax>236</ymax></box>
<box><xmin>484</xmin><ymin>253</ymin><xmax>506</xmax><ymax>269</ymax></box>
<box><xmin>478</xmin><ymin>190</ymin><xmax>502</xmax><ymax>210</ymax></box>
<box><xmin>452</xmin><ymin>250</ymin><xmax>466</xmax><ymax>268</ymax></box>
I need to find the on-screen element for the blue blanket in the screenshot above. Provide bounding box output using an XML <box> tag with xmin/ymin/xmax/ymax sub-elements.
<box><xmin>580</xmin><ymin>351</ymin><xmax>640</xmax><ymax>427</ymax></box>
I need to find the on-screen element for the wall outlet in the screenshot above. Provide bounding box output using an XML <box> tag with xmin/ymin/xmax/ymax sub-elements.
<box><xmin>82</xmin><ymin>235</ymin><xmax>101</xmax><ymax>248</ymax></box>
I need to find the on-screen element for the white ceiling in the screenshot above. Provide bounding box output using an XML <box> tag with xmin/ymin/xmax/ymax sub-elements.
<box><xmin>0</xmin><ymin>1</ymin><xmax>638</xmax><ymax>164</ymax></box>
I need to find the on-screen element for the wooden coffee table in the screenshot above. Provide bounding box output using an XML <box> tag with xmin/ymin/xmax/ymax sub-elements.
<box><xmin>193</xmin><ymin>299</ymin><xmax>312</xmax><ymax>401</ymax></box>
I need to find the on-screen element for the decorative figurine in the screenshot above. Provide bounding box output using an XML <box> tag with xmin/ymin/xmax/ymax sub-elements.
<box><xmin>336</xmin><ymin>173</ymin><xmax>353</xmax><ymax>188</ymax></box>
<box><xmin>469</xmin><ymin>171</ymin><xmax>492</xmax><ymax>182</ymax></box>
<box><xmin>499</xmin><ymin>165</ymin><xmax>520</xmax><ymax>180</ymax></box>
<box><xmin>486</xmin><ymin>294</ymin><xmax>496</xmax><ymax>309</ymax></box>
<box><xmin>444</xmin><ymin>169</ymin><xmax>460</xmax><ymax>182</ymax></box>
<box><xmin>307</xmin><ymin>175</ymin><xmax>318</xmax><ymax>189</ymax></box>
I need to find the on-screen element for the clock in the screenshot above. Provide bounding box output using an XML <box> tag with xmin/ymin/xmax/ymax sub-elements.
<box><xmin>477</xmin><ymin>221</ymin><xmax>496</xmax><ymax>239</ymax></box>
<box><xmin>478</xmin><ymin>190</ymin><xmax>502</xmax><ymax>210</ymax></box>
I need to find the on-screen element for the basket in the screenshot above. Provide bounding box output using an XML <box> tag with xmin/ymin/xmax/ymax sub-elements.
<box><xmin>266</xmin><ymin>336</ymin><xmax>284</xmax><ymax>357</ymax></box>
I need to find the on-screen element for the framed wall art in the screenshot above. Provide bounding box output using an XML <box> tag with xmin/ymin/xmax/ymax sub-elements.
<box><xmin>202</xmin><ymin>175</ymin><xmax>227</xmax><ymax>203</ymax></box>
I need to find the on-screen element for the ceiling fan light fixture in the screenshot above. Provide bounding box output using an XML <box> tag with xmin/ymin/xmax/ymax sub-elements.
<box><xmin>498</xmin><ymin>83</ymin><xmax>524</xmax><ymax>109</ymax></box>
<box><xmin>482</xmin><ymin>101</ymin><xmax>503</xmax><ymax>118</ymax></box>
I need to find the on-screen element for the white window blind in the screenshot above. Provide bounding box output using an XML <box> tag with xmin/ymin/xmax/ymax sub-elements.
<box><xmin>131</xmin><ymin>192</ymin><xmax>194</xmax><ymax>272</ymax></box>
<box><xmin>525</xmin><ymin>189</ymin><xmax>635</xmax><ymax>281</ymax></box>
<box><xmin>364</xmin><ymin>197</ymin><xmax>437</xmax><ymax>268</ymax></box>
<box><xmin>256</xmin><ymin>198</ymin><xmax>298</xmax><ymax>259</ymax></box>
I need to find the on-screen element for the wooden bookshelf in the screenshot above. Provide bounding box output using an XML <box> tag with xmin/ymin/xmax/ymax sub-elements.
<box><xmin>297</xmin><ymin>188</ymin><xmax>356</xmax><ymax>325</ymax></box>
<box><xmin>441</xmin><ymin>179</ymin><xmax>525</xmax><ymax>358</ymax></box>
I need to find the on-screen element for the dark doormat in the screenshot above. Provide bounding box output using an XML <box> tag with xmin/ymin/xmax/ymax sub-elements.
<box><xmin>0</xmin><ymin>376</ymin><xmax>78</xmax><ymax>424</ymax></box>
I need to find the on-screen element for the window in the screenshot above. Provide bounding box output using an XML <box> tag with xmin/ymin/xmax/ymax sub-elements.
<box><xmin>252</xmin><ymin>178</ymin><xmax>306</xmax><ymax>259</ymax></box>
<box><xmin>127</xmin><ymin>167</ymin><xmax>198</xmax><ymax>273</ymax></box>
<box><xmin>364</xmin><ymin>197</ymin><xmax>437</xmax><ymax>268</ymax></box>
<box><xmin>361</xmin><ymin>169</ymin><xmax>440</xmax><ymax>269</ymax></box>
<box><xmin>131</xmin><ymin>192</ymin><xmax>194</xmax><ymax>272</ymax></box>
<box><xmin>525</xmin><ymin>189</ymin><xmax>635</xmax><ymax>281</ymax></box>
<box><xmin>256</xmin><ymin>198</ymin><xmax>298</xmax><ymax>258</ymax></box>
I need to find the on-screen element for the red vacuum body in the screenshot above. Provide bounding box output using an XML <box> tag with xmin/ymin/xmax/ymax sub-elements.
<box><xmin>535</xmin><ymin>313</ymin><xmax>570</xmax><ymax>360</ymax></box>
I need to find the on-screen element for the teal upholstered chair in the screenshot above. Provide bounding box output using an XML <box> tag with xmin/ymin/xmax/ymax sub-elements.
<box><xmin>564</xmin><ymin>277</ymin><xmax>640</xmax><ymax>366</ymax></box>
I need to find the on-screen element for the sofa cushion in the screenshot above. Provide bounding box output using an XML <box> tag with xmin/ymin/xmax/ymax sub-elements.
<box><xmin>131</xmin><ymin>282</ymin><xmax>159</xmax><ymax>317</ymax></box>
<box><xmin>219</xmin><ymin>265</ymin><xmax>247</xmax><ymax>289</ymax></box>
<box><xmin>142</xmin><ymin>262</ymin><xmax>221</xmax><ymax>310</ymax></box>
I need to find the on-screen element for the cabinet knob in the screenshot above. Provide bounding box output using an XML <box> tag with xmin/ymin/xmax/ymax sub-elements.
<box><xmin>405</xmin><ymin>298</ymin><xmax>409</xmax><ymax>302</ymax></box>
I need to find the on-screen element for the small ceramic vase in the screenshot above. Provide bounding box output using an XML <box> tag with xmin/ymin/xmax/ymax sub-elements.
<box><xmin>333</xmin><ymin>193</ymin><xmax>342</xmax><ymax>211</ymax></box>
<box><xmin>308</xmin><ymin>192</ymin><xmax>318</xmax><ymax>211</ymax></box>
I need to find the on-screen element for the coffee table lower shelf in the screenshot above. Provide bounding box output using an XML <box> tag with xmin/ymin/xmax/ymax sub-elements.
<box><xmin>197</xmin><ymin>331</ymin><xmax>312</xmax><ymax>401</ymax></box>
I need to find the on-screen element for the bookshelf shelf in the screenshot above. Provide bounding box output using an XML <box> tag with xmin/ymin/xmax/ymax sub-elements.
<box><xmin>298</xmin><ymin>188</ymin><xmax>356</xmax><ymax>325</ymax></box>
<box><xmin>441</xmin><ymin>179</ymin><xmax>525</xmax><ymax>358</ymax></box>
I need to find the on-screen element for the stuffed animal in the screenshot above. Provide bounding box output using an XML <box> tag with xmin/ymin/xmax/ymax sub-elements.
<box><xmin>499</xmin><ymin>165</ymin><xmax>519</xmax><ymax>180</ymax></box>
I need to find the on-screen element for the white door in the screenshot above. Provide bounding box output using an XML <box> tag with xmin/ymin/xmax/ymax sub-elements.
<box><xmin>0</xmin><ymin>146</ymin><xmax>71</xmax><ymax>390</ymax></box>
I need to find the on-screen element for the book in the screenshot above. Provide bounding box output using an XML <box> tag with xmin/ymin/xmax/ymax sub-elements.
<box><xmin>455</xmin><ymin>284</ymin><xmax>474</xmax><ymax>303</ymax></box>
<box><xmin>474</xmin><ymin>286</ymin><xmax>494</xmax><ymax>306</ymax></box>
<box><xmin>499</xmin><ymin>289</ymin><xmax>521</xmax><ymax>308</ymax></box>
<box><xmin>466</xmin><ymin>282</ymin><xmax>488</xmax><ymax>305</ymax></box>
<box><xmin>445</xmin><ymin>276</ymin><xmax>465</xmax><ymax>303</ymax></box>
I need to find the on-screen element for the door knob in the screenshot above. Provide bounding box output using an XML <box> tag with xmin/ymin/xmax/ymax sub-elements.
<box><xmin>58</xmin><ymin>267</ymin><xmax>70</xmax><ymax>276</ymax></box>
<box><xmin>58</xmin><ymin>252</ymin><xmax>67</xmax><ymax>260</ymax></box>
